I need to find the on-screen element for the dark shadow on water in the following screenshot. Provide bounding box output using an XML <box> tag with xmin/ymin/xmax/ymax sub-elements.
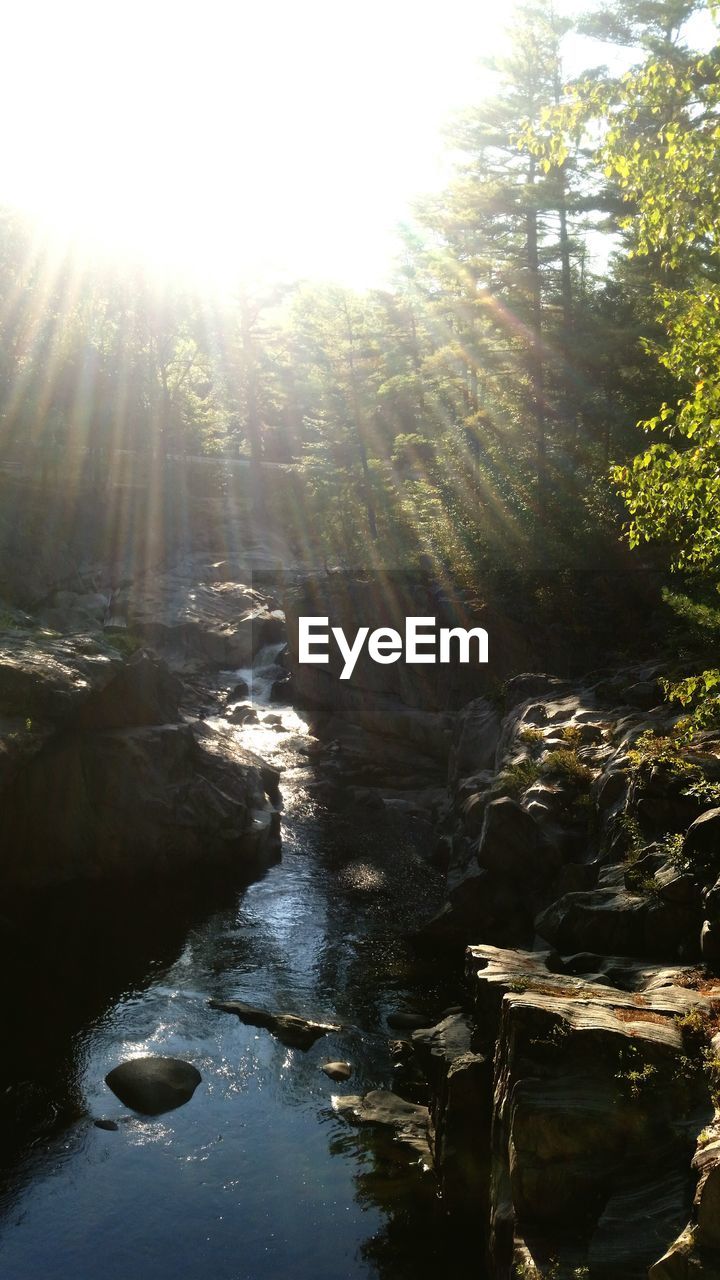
<box><xmin>0</xmin><ymin>857</ymin><xmax>277</xmax><ymax>1187</ymax></box>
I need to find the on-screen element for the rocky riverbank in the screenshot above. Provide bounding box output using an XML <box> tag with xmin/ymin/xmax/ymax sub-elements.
<box><xmin>325</xmin><ymin>665</ymin><xmax>720</xmax><ymax>1278</ymax></box>
<box><xmin>4</xmin><ymin>549</ymin><xmax>720</xmax><ymax>1278</ymax></box>
<box><xmin>0</xmin><ymin>557</ymin><xmax>287</xmax><ymax>895</ymax></box>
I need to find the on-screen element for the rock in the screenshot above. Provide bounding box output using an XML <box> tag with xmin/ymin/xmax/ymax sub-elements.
<box><xmin>448</xmin><ymin>697</ymin><xmax>501</xmax><ymax>785</ymax></box>
<box><xmin>74</xmin><ymin>649</ymin><xmax>181</xmax><ymax>729</ymax></box>
<box><xmin>208</xmin><ymin>999</ymin><xmax>341</xmax><ymax>1049</ymax></box>
<box><xmin>0</xmin><ymin>720</ymin><xmax>279</xmax><ymax>889</ymax></box>
<box><xmin>656</xmin><ymin>865</ymin><xmax>701</xmax><ymax>907</ymax></box>
<box><xmin>226</xmin><ymin>702</ymin><xmax>259</xmax><ymax>725</ymax></box>
<box><xmin>229</xmin><ymin>679</ymin><xmax>249</xmax><ymax>700</ymax></box>
<box><xmin>701</xmin><ymin>920</ymin><xmax>720</xmax><ymax>964</ymax></box>
<box><xmin>476</xmin><ymin>797</ymin><xmax>545</xmax><ymax>881</ymax></box>
<box><xmin>693</xmin><ymin>1136</ymin><xmax>720</xmax><ymax>1250</ymax></box>
<box><xmin>415</xmin><ymin>863</ymin><xmax>531</xmax><ymax>950</ymax></box>
<box><xmin>270</xmin><ymin>673</ymin><xmax>293</xmax><ymax>702</ymax></box>
<box><xmin>0</xmin><ymin>632</ymin><xmax>123</xmax><ymax>721</ymax></box>
<box><xmin>460</xmin><ymin>790</ymin><xmax>492</xmax><ymax>837</ymax></box>
<box><xmin>321</xmin><ymin>1061</ymin><xmax>352</xmax><ymax>1081</ymax></box>
<box><xmin>624</xmin><ymin>679</ymin><xmax>662</xmax><ymax>710</ymax></box>
<box><xmin>503</xmin><ymin>674</ymin><xmax>569</xmax><ymax>705</ymax></box>
<box><xmin>595</xmin><ymin>767</ymin><xmax>629</xmax><ymax>810</ymax></box>
<box><xmin>94</xmin><ymin>1118</ymin><xmax>119</xmax><ymax>1131</ymax></box>
<box><xmin>460</xmin><ymin>943</ymin><xmax>717</xmax><ymax>1277</ymax></box>
<box><xmin>588</xmin><ymin>1169</ymin><xmax>695</xmax><ymax>1279</ymax></box>
<box><xmin>704</xmin><ymin>876</ymin><xmax>720</xmax><ymax>917</ymax></box>
<box><xmin>332</xmin><ymin>1089</ymin><xmax>433</xmax><ymax>1168</ymax></box>
<box><xmin>105</xmin><ymin>1057</ymin><xmax>202</xmax><ymax>1116</ymax></box>
<box><xmin>262</xmin><ymin>713</ymin><xmax>282</xmax><ymax>727</ymax></box>
<box><xmin>648</xmin><ymin>1229</ymin><xmax>715</xmax><ymax>1278</ymax></box>
<box><xmin>119</xmin><ymin>572</ymin><xmax>282</xmax><ymax>670</ymax></box>
<box><xmin>535</xmin><ymin>887</ymin><xmax>701</xmax><ymax>960</ymax></box>
<box><xmin>411</xmin><ymin>1013</ymin><xmax>493</xmax><ymax>1214</ymax></box>
<box><xmin>684</xmin><ymin>810</ymin><xmax>720</xmax><ymax>882</ymax></box>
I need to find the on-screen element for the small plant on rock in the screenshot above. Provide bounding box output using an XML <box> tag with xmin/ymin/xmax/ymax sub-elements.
<box><xmin>541</xmin><ymin>748</ymin><xmax>593</xmax><ymax>787</ymax></box>
<box><xmin>657</xmin><ymin>830</ymin><xmax>688</xmax><ymax>872</ymax></box>
<box><xmin>615</xmin><ymin>1044</ymin><xmax>658</xmax><ymax>1099</ymax></box>
<box><xmin>519</xmin><ymin>726</ymin><xmax>545</xmax><ymax>746</ymax></box>
<box><xmin>500</xmin><ymin>759</ymin><xmax>541</xmax><ymax>797</ymax></box>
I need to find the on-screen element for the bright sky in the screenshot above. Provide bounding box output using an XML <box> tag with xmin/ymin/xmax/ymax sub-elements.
<box><xmin>0</xmin><ymin>1</ymin><xmax>714</xmax><ymax>291</ymax></box>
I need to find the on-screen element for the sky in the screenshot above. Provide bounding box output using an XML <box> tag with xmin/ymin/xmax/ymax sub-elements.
<box><xmin>0</xmin><ymin>1</ymin><xmax>713</xmax><ymax>291</ymax></box>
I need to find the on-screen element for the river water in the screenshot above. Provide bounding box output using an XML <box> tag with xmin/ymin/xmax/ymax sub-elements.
<box><xmin>0</xmin><ymin>648</ymin><xmax>462</xmax><ymax>1280</ymax></box>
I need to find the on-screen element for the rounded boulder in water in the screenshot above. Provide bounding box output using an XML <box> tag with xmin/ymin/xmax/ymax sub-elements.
<box><xmin>105</xmin><ymin>1056</ymin><xmax>202</xmax><ymax>1116</ymax></box>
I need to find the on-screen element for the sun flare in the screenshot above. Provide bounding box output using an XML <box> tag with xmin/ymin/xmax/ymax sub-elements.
<box><xmin>1</xmin><ymin>0</ymin><xmax>508</xmax><ymax>289</ymax></box>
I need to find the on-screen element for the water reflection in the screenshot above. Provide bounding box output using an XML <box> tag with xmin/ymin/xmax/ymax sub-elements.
<box><xmin>0</xmin><ymin>678</ymin><xmax>464</xmax><ymax>1280</ymax></box>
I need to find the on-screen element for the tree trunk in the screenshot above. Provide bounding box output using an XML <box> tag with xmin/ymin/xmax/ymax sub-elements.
<box><xmin>526</xmin><ymin>155</ymin><xmax>546</xmax><ymax>511</ymax></box>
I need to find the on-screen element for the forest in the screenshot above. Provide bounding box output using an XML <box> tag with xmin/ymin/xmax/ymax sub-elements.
<box><xmin>2</xmin><ymin>0</ymin><xmax>718</xmax><ymax>588</ymax></box>
<box><xmin>5</xmin><ymin>4</ymin><xmax>720</xmax><ymax>1280</ymax></box>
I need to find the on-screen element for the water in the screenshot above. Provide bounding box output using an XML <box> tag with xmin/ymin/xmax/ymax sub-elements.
<box><xmin>0</xmin><ymin>647</ymin><xmax>462</xmax><ymax>1280</ymax></box>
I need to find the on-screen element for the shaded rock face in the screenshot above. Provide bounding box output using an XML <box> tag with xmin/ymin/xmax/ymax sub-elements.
<box><xmin>74</xmin><ymin>649</ymin><xmax>181</xmax><ymax>730</ymax></box>
<box><xmin>421</xmin><ymin>663</ymin><xmax>720</xmax><ymax>961</ymax></box>
<box><xmin>0</xmin><ymin>722</ymin><xmax>278</xmax><ymax>889</ymax></box>
<box><xmin>409</xmin><ymin>664</ymin><xmax>720</xmax><ymax>1275</ymax></box>
<box><xmin>455</xmin><ymin>946</ymin><xmax>716</xmax><ymax>1279</ymax></box>
<box><xmin>105</xmin><ymin>1056</ymin><xmax>202</xmax><ymax>1116</ymax></box>
<box><xmin>411</xmin><ymin>1014</ymin><xmax>490</xmax><ymax>1216</ymax></box>
<box><xmin>0</xmin><ymin>631</ymin><xmax>124</xmax><ymax>722</ymax></box>
<box><xmin>0</xmin><ymin>634</ymin><xmax>280</xmax><ymax>890</ymax></box>
<box><xmin>448</xmin><ymin>697</ymin><xmax>502</xmax><ymax>786</ymax></box>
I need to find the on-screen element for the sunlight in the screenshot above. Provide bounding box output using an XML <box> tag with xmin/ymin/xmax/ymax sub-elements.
<box><xmin>0</xmin><ymin>0</ymin><xmax>507</xmax><ymax>289</ymax></box>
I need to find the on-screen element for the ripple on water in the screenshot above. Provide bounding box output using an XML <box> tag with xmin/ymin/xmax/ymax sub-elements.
<box><xmin>0</xmin><ymin>679</ymin><xmax>462</xmax><ymax>1280</ymax></box>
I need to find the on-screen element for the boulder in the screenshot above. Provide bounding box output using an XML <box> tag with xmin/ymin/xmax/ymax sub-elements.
<box><xmin>118</xmin><ymin>572</ymin><xmax>282</xmax><ymax>670</ymax></box>
<box><xmin>414</xmin><ymin>864</ymin><xmax>531</xmax><ymax>951</ymax></box>
<box><xmin>412</xmin><ymin>1014</ymin><xmax>491</xmax><ymax>1214</ymax></box>
<box><xmin>0</xmin><ymin>721</ymin><xmax>279</xmax><ymax>889</ymax></box>
<box><xmin>476</xmin><ymin>797</ymin><xmax>544</xmax><ymax>881</ymax></box>
<box><xmin>332</xmin><ymin>1089</ymin><xmax>433</xmax><ymax>1168</ymax></box>
<box><xmin>684</xmin><ymin>810</ymin><xmax>720</xmax><ymax>883</ymax></box>
<box><xmin>461</xmin><ymin>944</ymin><xmax>716</xmax><ymax>1278</ymax></box>
<box><xmin>321</xmin><ymin>1061</ymin><xmax>352</xmax><ymax>1081</ymax></box>
<box><xmin>0</xmin><ymin>632</ymin><xmax>123</xmax><ymax>721</ymax></box>
<box><xmin>74</xmin><ymin>649</ymin><xmax>181</xmax><ymax>729</ymax></box>
<box><xmin>208</xmin><ymin>999</ymin><xmax>341</xmax><ymax>1049</ymax></box>
<box><xmin>588</xmin><ymin>1169</ymin><xmax>694</xmax><ymax>1279</ymax></box>
<box><xmin>105</xmin><ymin>1056</ymin><xmax>202</xmax><ymax>1115</ymax></box>
<box><xmin>535</xmin><ymin>887</ymin><xmax>701</xmax><ymax>960</ymax></box>
<box><xmin>701</xmin><ymin>920</ymin><xmax>720</xmax><ymax>965</ymax></box>
<box><xmin>448</xmin><ymin>697</ymin><xmax>501</xmax><ymax>785</ymax></box>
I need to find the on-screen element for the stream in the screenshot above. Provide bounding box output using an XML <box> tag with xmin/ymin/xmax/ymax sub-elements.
<box><xmin>0</xmin><ymin>646</ymin><xmax>464</xmax><ymax>1280</ymax></box>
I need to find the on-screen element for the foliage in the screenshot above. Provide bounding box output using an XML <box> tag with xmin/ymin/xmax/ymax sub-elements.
<box><xmin>1</xmin><ymin>1</ymin><xmax>718</xmax><ymax>597</ymax></box>
<box><xmin>541</xmin><ymin>747</ymin><xmax>594</xmax><ymax>786</ymax></box>
<box><xmin>615</xmin><ymin>1045</ymin><xmax>658</xmax><ymax>1099</ymax></box>
<box><xmin>662</xmin><ymin>669</ymin><xmax>720</xmax><ymax>740</ymax></box>
<box><xmin>519</xmin><ymin>725</ymin><xmax>545</xmax><ymax>745</ymax></box>
<box><xmin>500</xmin><ymin>758</ymin><xmax>542</xmax><ymax>796</ymax></box>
